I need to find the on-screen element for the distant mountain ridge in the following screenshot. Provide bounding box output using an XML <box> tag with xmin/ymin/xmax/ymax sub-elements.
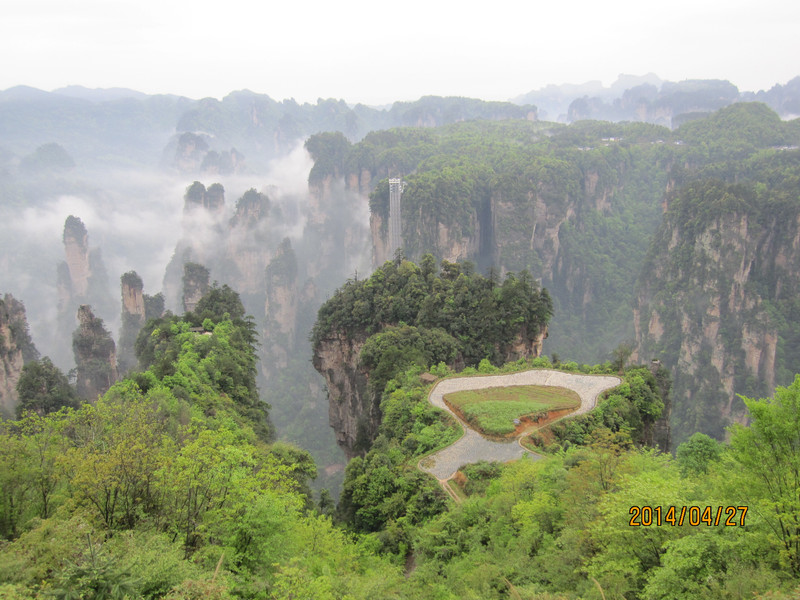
<box><xmin>0</xmin><ymin>87</ymin><xmax>536</xmax><ymax>172</ymax></box>
<box><xmin>2</xmin><ymin>75</ymin><xmax>798</xmax><ymax>173</ymax></box>
<box><xmin>513</xmin><ymin>74</ymin><xmax>800</xmax><ymax>124</ymax></box>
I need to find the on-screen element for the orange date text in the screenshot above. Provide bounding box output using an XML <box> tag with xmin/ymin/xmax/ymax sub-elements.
<box><xmin>628</xmin><ymin>505</ymin><xmax>748</xmax><ymax>527</ymax></box>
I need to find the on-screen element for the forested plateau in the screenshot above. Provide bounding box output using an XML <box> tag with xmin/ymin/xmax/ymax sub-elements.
<box><xmin>306</xmin><ymin>102</ymin><xmax>800</xmax><ymax>443</ymax></box>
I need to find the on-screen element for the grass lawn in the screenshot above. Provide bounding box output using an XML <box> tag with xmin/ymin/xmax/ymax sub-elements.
<box><xmin>444</xmin><ymin>385</ymin><xmax>580</xmax><ymax>436</ymax></box>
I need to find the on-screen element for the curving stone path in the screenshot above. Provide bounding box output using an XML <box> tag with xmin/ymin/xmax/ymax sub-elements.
<box><xmin>418</xmin><ymin>369</ymin><xmax>621</xmax><ymax>484</ymax></box>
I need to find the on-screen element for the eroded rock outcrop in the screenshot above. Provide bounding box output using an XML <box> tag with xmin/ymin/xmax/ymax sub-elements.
<box><xmin>314</xmin><ymin>324</ymin><xmax>549</xmax><ymax>459</ymax></box>
<box><xmin>0</xmin><ymin>294</ymin><xmax>38</xmax><ymax>417</ymax></box>
<box><xmin>62</xmin><ymin>216</ymin><xmax>90</xmax><ymax>299</ymax></box>
<box><xmin>118</xmin><ymin>271</ymin><xmax>163</xmax><ymax>374</ymax></box>
<box><xmin>313</xmin><ymin>333</ymin><xmax>372</xmax><ymax>459</ymax></box>
<box><xmin>633</xmin><ymin>180</ymin><xmax>800</xmax><ymax>441</ymax></box>
<box><xmin>182</xmin><ymin>263</ymin><xmax>210</xmax><ymax>313</ymax></box>
<box><xmin>311</xmin><ymin>257</ymin><xmax>552</xmax><ymax>458</ymax></box>
<box><xmin>225</xmin><ymin>189</ymin><xmax>272</xmax><ymax>295</ymax></box>
<box><xmin>56</xmin><ymin>216</ymin><xmax>115</xmax><ymax>367</ymax></box>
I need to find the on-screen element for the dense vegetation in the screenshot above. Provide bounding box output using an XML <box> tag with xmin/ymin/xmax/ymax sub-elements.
<box><xmin>403</xmin><ymin>384</ymin><xmax>800</xmax><ymax>600</ymax></box>
<box><xmin>306</xmin><ymin>117</ymin><xmax>676</xmax><ymax>364</ymax></box>
<box><xmin>306</xmin><ymin>102</ymin><xmax>800</xmax><ymax>445</ymax></box>
<box><xmin>0</xmin><ymin>286</ymin><xmax>404</xmax><ymax>599</ymax></box>
<box><xmin>313</xmin><ymin>254</ymin><xmax>552</xmax><ymax>369</ymax></box>
<box><xmin>337</xmin><ymin>358</ymin><xmax>800</xmax><ymax>599</ymax></box>
<box><xmin>337</xmin><ymin>356</ymin><xmax>668</xmax><ymax>537</ymax></box>
<box><xmin>3</xmin><ymin>277</ymin><xmax>800</xmax><ymax>598</ymax></box>
<box><xmin>134</xmin><ymin>284</ymin><xmax>272</xmax><ymax>442</ymax></box>
<box><xmin>6</xmin><ymin>84</ymin><xmax>800</xmax><ymax>598</ymax></box>
<box><xmin>14</xmin><ymin>357</ymin><xmax>79</xmax><ymax>418</ymax></box>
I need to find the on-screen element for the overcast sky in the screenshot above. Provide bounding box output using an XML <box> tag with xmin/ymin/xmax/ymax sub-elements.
<box><xmin>2</xmin><ymin>0</ymin><xmax>798</xmax><ymax>105</ymax></box>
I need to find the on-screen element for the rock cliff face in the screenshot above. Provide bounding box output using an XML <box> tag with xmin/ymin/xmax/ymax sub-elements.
<box><xmin>56</xmin><ymin>216</ymin><xmax>115</xmax><ymax>367</ymax></box>
<box><xmin>312</xmin><ymin>333</ymin><xmax>371</xmax><ymax>459</ymax></box>
<box><xmin>314</xmin><ymin>326</ymin><xmax>548</xmax><ymax>459</ymax></box>
<box><xmin>73</xmin><ymin>305</ymin><xmax>118</xmax><ymax>400</ymax></box>
<box><xmin>262</xmin><ymin>239</ymin><xmax>300</xmax><ymax>372</ymax></box>
<box><xmin>633</xmin><ymin>180</ymin><xmax>800</xmax><ymax>441</ymax></box>
<box><xmin>265</xmin><ymin>239</ymin><xmax>298</xmax><ymax>343</ymax></box>
<box><xmin>164</xmin><ymin>183</ymin><xmax>278</xmax><ymax>309</ymax></box>
<box><xmin>171</xmin><ymin>132</ymin><xmax>246</xmax><ymax>175</ymax></box>
<box><xmin>225</xmin><ymin>189</ymin><xmax>272</xmax><ymax>295</ymax></box>
<box><xmin>364</xmin><ymin>157</ymin><xmax>667</xmax><ymax>362</ymax></box>
<box><xmin>62</xmin><ymin>216</ymin><xmax>90</xmax><ymax>298</ymax></box>
<box><xmin>184</xmin><ymin>181</ymin><xmax>226</xmax><ymax>214</ymax></box>
<box><xmin>182</xmin><ymin>263</ymin><xmax>210</xmax><ymax>313</ymax></box>
<box><xmin>158</xmin><ymin>173</ymin><xmax>368</xmax><ymax>489</ymax></box>
<box><xmin>118</xmin><ymin>271</ymin><xmax>156</xmax><ymax>374</ymax></box>
<box><xmin>119</xmin><ymin>272</ymin><xmax>145</xmax><ymax>369</ymax></box>
<box><xmin>121</xmin><ymin>273</ymin><xmax>146</xmax><ymax>319</ymax></box>
<box><xmin>306</xmin><ymin>176</ymin><xmax>371</xmax><ymax>286</ymax></box>
<box><xmin>0</xmin><ymin>294</ymin><xmax>37</xmax><ymax>417</ymax></box>
<box><xmin>163</xmin><ymin>182</ymin><xmax>226</xmax><ymax>311</ymax></box>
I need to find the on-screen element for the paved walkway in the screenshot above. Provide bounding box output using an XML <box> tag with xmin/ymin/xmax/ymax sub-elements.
<box><xmin>418</xmin><ymin>369</ymin><xmax>621</xmax><ymax>483</ymax></box>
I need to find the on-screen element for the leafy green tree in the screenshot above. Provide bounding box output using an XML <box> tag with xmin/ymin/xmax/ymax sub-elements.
<box><xmin>15</xmin><ymin>357</ymin><xmax>78</xmax><ymax>417</ymax></box>
<box><xmin>58</xmin><ymin>388</ymin><xmax>170</xmax><ymax>530</ymax></box>
<box><xmin>49</xmin><ymin>537</ymin><xmax>139</xmax><ymax>600</ymax></box>
<box><xmin>729</xmin><ymin>376</ymin><xmax>800</xmax><ymax>575</ymax></box>
<box><xmin>676</xmin><ymin>432</ymin><xmax>723</xmax><ymax>476</ymax></box>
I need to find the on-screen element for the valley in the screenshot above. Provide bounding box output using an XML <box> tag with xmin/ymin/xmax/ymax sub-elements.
<box><xmin>2</xmin><ymin>79</ymin><xmax>800</xmax><ymax>598</ymax></box>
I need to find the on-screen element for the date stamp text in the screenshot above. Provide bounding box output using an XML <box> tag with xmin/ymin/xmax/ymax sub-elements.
<box><xmin>629</xmin><ymin>505</ymin><xmax>748</xmax><ymax>527</ymax></box>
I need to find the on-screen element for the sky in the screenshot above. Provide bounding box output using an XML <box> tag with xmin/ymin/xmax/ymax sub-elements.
<box><xmin>1</xmin><ymin>0</ymin><xmax>799</xmax><ymax>105</ymax></box>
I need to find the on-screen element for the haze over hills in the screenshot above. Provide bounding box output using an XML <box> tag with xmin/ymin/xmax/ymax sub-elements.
<box><xmin>514</xmin><ymin>74</ymin><xmax>800</xmax><ymax>123</ymax></box>
<box><xmin>2</xmin><ymin>74</ymin><xmax>799</xmax><ymax>170</ymax></box>
<box><xmin>1</xmin><ymin>74</ymin><xmax>799</xmax><ymax>450</ymax></box>
<box><xmin>3</xmin><ymin>70</ymin><xmax>800</xmax><ymax>597</ymax></box>
<box><xmin>0</xmin><ymin>74</ymin><xmax>798</xmax><ymax>480</ymax></box>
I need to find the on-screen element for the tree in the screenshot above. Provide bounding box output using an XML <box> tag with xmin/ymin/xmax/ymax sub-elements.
<box><xmin>610</xmin><ymin>342</ymin><xmax>633</xmax><ymax>372</ymax></box>
<box><xmin>59</xmin><ymin>390</ymin><xmax>169</xmax><ymax>530</ymax></box>
<box><xmin>729</xmin><ymin>376</ymin><xmax>800</xmax><ymax>575</ymax></box>
<box><xmin>676</xmin><ymin>432</ymin><xmax>723</xmax><ymax>476</ymax></box>
<box><xmin>193</xmin><ymin>283</ymin><xmax>246</xmax><ymax>323</ymax></box>
<box><xmin>15</xmin><ymin>357</ymin><xmax>79</xmax><ymax>417</ymax></box>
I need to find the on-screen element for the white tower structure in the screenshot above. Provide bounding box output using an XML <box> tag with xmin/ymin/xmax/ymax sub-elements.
<box><xmin>388</xmin><ymin>178</ymin><xmax>404</xmax><ymax>255</ymax></box>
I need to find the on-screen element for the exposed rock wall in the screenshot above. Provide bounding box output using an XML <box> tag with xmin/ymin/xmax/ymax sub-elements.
<box><xmin>62</xmin><ymin>216</ymin><xmax>90</xmax><ymax>298</ymax></box>
<box><xmin>370</xmin><ymin>212</ymin><xmax>391</xmax><ymax>266</ymax></box>
<box><xmin>633</xmin><ymin>191</ymin><xmax>800</xmax><ymax>441</ymax></box>
<box><xmin>225</xmin><ymin>189</ymin><xmax>272</xmax><ymax>295</ymax></box>
<box><xmin>0</xmin><ymin>294</ymin><xmax>37</xmax><ymax>417</ymax></box>
<box><xmin>306</xmin><ymin>175</ymin><xmax>371</xmax><ymax>288</ymax></box>
<box><xmin>182</xmin><ymin>263</ymin><xmax>210</xmax><ymax>313</ymax></box>
<box><xmin>313</xmin><ymin>333</ymin><xmax>372</xmax><ymax>460</ymax></box>
<box><xmin>121</xmin><ymin>274</ymin><xmax>146</xmax><ymax>319</ymax></box>
<box><xmin>262</xmin><ymin>239</ymin><xmax>300</xmax><ymax>372</ymax></box>
<box><xmin>55</xmin><ymin>216</ymin><xmax>115</xmax><ymax>368</ymax></box>
<box><xmin>361</xmin><ymin>153</ymin><xmax>666</xmax><ymax>363</ymax></box>
<box><xmin>118</xmin><ymin>271</ymin><xmax>147</xmax><ymax>374</ymax></box>
<box><xmin>315</xmin><ymin>326</ymin><xmax>548</xmax><ymax>459</ymax></box>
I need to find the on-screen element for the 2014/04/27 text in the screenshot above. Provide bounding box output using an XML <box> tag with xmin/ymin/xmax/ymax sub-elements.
<box><xmin>629</xmin><ymin>506</ymin><xmax>747</xmax><ymax>527</ymax></box>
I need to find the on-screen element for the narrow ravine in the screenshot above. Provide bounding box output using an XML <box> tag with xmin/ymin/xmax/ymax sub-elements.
<box><xmin>418</xmin><ymin>369</ymin><xmax>621</xmax><ymax>495</ymax></box>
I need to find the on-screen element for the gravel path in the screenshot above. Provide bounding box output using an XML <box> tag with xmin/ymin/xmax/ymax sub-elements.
<box><xmin>419</xmin><ymin>369</ymin><xmax>621</xmax><ymax>482</ymax></box>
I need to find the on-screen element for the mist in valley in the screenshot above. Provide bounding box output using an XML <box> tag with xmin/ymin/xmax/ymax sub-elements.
<box><xmin>3</xmin><ymin>75</ymin><xmax>800</xmax><ymax>495</ymax></box>
<box><xmin>0</xmin><ymin>128</ymin><xmax>375</xmax><ymax>493</ymax></box>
